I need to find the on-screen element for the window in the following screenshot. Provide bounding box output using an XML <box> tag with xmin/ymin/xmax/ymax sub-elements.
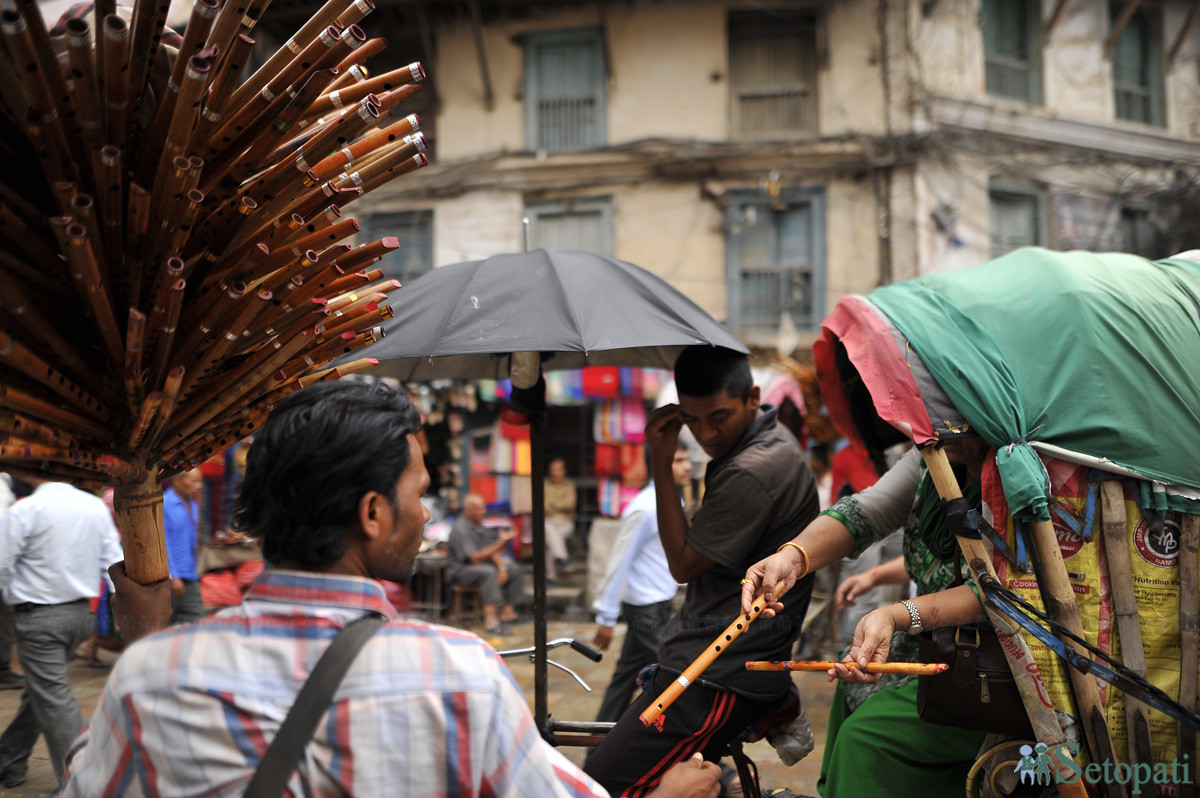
<box><xmin>982</xmin><ymin>0</ymin><xmax>1040</xmax><ymax>104</ymax></box>
<box><xmin>524</xmin><ymin>29</ymin><xmax>607</xmax><ymax>152</ymax></box>
<box><xmin>989</xmin><ymin>179</ymin><xmax>1046</xmax><ymax>257</ymax></box>
<box><xmin>362</xmin><ymin>210</ymin><xmax>433</xmax><ymax>288</ymax></box>
<box><xmin>525</xmin><ymin>197</ymin><xmax>613</xmax><ymax>254</ymax></box>
<box><xmin>1115</xmin><ymin>206</ymin><xmax>1164</xmax><ymax>258</ymax></box>
<box><xmin>728</xmin><ymin>12</ymin><xmax>817</xmax><ymax>137</ymax></box>
<box><xmin>726</xmin><ymin>188</ymin><xmax>826</xmax><ymax>341</ymax></box>
<box><xmin>1111</xmin><ymin>3</ymin><xmax>1164</xmax><ymax>126</ymax></box>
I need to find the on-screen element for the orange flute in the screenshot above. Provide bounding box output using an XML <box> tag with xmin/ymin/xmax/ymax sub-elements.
<box><xmin>744</xmin><ymin>661</ymin><xmax>950</xmax><ymax>675</ymax></box>
<box><xmin>639</xmin><ymin>593</ymin><xmax>769</xmax><ymax>728</ymax></box>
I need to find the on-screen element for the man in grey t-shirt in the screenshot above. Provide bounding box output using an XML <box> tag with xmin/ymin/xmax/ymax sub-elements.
<box><xmin>584</xmin><ymin>346</ymin><xmax>819</xmax><ymax>796</ymax></box>
<box><xmin>445</xmin><ymin>494</ymin><xmax>524</xmax><ymax>634</ymax></box>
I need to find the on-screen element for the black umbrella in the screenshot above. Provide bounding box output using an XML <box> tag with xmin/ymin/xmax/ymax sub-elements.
<box><xmin>346</xmin><ymin>249</ymin><xmax>746</xmax><ymax>734</ymax></box>
<box><xmin>358</xmin><ymin>249</ymin><xmax>746</xmax><ymax>380</ymax></box>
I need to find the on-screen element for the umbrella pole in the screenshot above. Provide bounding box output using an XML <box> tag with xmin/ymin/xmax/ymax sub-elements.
<box><xmin>530</xmin><ymin>406</ymin><xmax>550</xmax><ymax>734</ymax></box>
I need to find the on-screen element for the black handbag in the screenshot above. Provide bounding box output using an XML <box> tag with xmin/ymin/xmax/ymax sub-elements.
<box><xmin>915</xmin><ymin>623</ymin><xmax>1034</xmax><ymax>738</ymax></box>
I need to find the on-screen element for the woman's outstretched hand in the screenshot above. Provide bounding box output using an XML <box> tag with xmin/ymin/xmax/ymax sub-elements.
<box><xmin>827</xmin><ymin>606</ymin><xmax>899</xmax><ymax>684</ymax></box>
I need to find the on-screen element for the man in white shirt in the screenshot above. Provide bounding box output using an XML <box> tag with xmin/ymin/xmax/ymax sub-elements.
<box><xmin>0</xmin><ymin>478</ymin><xmax>123</xmax><ymax>791</ymax></box>
<box><xmin>590</xmin><ymin>445</ymin><xmax>692</xmax><ymax>723</ymax></box>
<box><xmin>0</xmin><ymin>473</ymin><xmax>21</xmax><ymax>691</ymax></box>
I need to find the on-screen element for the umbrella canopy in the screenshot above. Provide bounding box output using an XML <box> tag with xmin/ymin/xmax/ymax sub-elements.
<box><xmin>350</xmin><ymin>249</ymin><xmax>747</xmax><ymax>380</ymax></box>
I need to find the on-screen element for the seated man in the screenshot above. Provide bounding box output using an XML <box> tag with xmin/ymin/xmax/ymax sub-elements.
<box><xmin>60</xmin><ymin>381</ymin><xmax>719</xmax><ymax>798</ymax></box>
<box><xmin>584</xmin><ymin>345</ymin><xmax>820</xmax><ymax>797</ymax></box>
<box><xmin>445</xmin><ymin>493</ymin><xmax>524</xmax><ymax>634</ymax></box>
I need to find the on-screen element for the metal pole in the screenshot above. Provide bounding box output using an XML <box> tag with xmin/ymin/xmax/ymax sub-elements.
<box><xmin>530</xmin><ymin>403</ymin><xmax>549</xmax><ymax>733</ymax></box>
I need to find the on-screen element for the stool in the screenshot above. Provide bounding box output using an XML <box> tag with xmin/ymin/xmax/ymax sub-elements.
<box><xmin>450</xmin><ymin>584</ymin><xmax>484</xmax><ymax>627</ymax></box>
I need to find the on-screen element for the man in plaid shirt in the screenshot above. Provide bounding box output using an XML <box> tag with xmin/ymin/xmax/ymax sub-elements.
<box><xmin>60</xmin><ymin>381</ymin><xmax>717</xmax><ymax>798</ymax></box>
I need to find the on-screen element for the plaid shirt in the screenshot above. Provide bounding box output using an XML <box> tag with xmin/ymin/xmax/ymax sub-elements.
<box><xmin>61</xmin><ymin>569</ymin><xmax>608</xmax><ymax>798</ymax></box>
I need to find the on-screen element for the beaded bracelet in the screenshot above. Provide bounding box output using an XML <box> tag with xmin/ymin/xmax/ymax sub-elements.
<box><xmin>776</xmin><ymin>541</ymin><xmax>810</xmax><ymax>579</ymax></box>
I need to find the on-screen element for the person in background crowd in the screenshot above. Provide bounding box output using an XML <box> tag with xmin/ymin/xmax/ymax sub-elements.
<box><xmin>0</xmin><ymin>476</ymin><xmax>122</xmax><ymax>791</ymax></box>
<box><xmin>445</xmin><ymin>493</ymin><xmax>525</xmax><ymax>635</ymax></box>
<box><xmin>584</xmin><ymin>345</ymin><xmax>820</xmax><ymax>797</ymax></box>
<box><xmin>0</xmin><ymin>474</ymin><xmax>22</xmax><ymax>691</ymax></box>
<box><xmin>164</xmin><ymin>468</ymin><xmax>206</xmax><ymax>625</ymax></box>
<box><xmin>544</xmin><ymin>457</ymin><xmax>578</xmax><ymax>582</ymax></box>
<box><xmin>61</xmin><ymin>381</ymin><xmax>719</xmax><ymax>798</ymax></box>
<box><xmin>590</xmin><ymin>444</ymin><xmax>693</xmax><ymax>725</ymax></box>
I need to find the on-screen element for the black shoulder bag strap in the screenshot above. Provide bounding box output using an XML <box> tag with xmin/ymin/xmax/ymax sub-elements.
<box><xmin>245</xmin><ymin>613</ymin><xmax>387</xmax><ymax>797</ymax></box>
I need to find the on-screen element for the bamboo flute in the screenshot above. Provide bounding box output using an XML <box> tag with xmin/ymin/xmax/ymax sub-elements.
<box><xmin>193</xmin><ymin>31</ymin><xmax>255</xmax><ymax>147</ymax></box>
<box><xmin>0</xmin><ymin>331</ymin><xmax>111</xmax><ymax>421</ymax></box>
<box><xmin>8</xmin><ymin>0</ymin><xmax>79</xmax><ymax>160</ymax></box>
<box><xmin>0</xmin><ymin>444</ymin><xmax>120</xmax><ymax>472</ymax></box>
<box><xmin>161</xmin><ymin>328</ymin><xmax>311</xmax><ymax>447</ymax></box>
<box><xmin>373</xmin><ymin>81</ymin><xmax>423</xmax><ymax>121</ymax></box>
<box><xmin>0</xmin><ymin>275</ymin><xmax>106</xmax><ymax>393</ymax></box>
<box><xmin>326</xmin><ymin>36</ymin><xmax>386</xmax><ymax>88</ymax></box>
<box><xmin>321</xmin><ymin>266</ymin><xmax>384</xmax><ymax>298</ymax></box>
<box><xmin>356</xmin><ymin>152</ymin><xmax>427</xmax><ymax>196</ymax></box>
<box><xmin>145</xmin><ymin>278</ymin><xmax>186</xmax><ymax>392</ymax></box>
<box><xmin>127</xmin><ymin>392</ymin><xmax>164</xmax><ymax>450</ymax></box>
<box><xmin>331</xmin><ymin>235</ymin><xmax>399</xmax><ymax>273</ymax></box>
<box><xmin>64</xmin><ymin>221</ymin><xmax>125</xmax><ymax>367</ymax></box>
<box><xmin>174</xmin><ymin>279</ymin><xmax>247</xmax><ymax>363</ymax></box>
<box><xmin>639</xmin><ymin>594</ymin><xmax>769</xmax><ymax>728</ymax></box>
<box><xmin>64</xmin><ymin>18</ymin><xmax>104</xmax><ymax>155</ymax></box>
<box><xmin>206</xmin><ymin>25</ymin><xmax>344</xmax><ymax>170</ymax></box>
<box><xmin>1</xmin><ymin>463</ymin><xmax>105</xmax><ymax>492</ymax></box>
<box><xmin>307</xmin><ymin>114</ymin><xmax>419</xmax><ymax>183</ymax></box>
<box><xmin>0</xmin><ymin>203</ymin><xmax>60</xmax><ymax>274</ymax></box>
<box><xmin>308</xmin><ymin>62</ymin><xmax>423</xmax><ymax>117</ymax></box>
<box><xmin>198</xmin><ymin>0</ymin><xmax>252</xmax><ymax>91</ymax></box>
<box><xmin>100</xmin><ymin>13</ymin><xmax>130</xmax><ymax>150</ymax></box>
<box><xmin>144</xmin><ymin>257</ymin><xmax>185</xmax><ymax>347</ymax></box>
<box><xmin>0</xmin><ymin>409</ymin><xmax>93</xmax><ymax>450</ymax></box>
<box><xmin>178</xmin><ymin>289</ymin><xmax>274</xmax><ymax>398</ymax></box>
<box><xmin>225</xmin><ymin>0</ymin><xmax>354</xmax><ymax>112</ymax></box>
<box><xmin>148</xmin><ymin>55</ymin><xmax>214</xmax><ymax>204</ymax></box>
<box><xmin>257</xmin><ymin>96</ymin><xmax>378</xmax><ymax>201</ymax></box>
<box><xmin>745</xmin><ymin>661</ymin><xmax>950</xmax><ymax>675</ymax></box>
<box><xmin>141</xmin><ymin>41</ymin><xmax>217</xmax><ymax>180</ymax></box>
<box><xmin>141</xmin><ymin>366</ymin><xmax>184</xmax><ymax>452</ymax></box>
<box><xmin>1</xmin><ymin>10</ymin><xmax>74</xmax><ymax>178</ymax></box>
<box><xmin>0</xmin><ymin>384</ymin><xmax>111</xmax><ymax>440</ymax></box>
<box><xmin>125</xmin><ymin>0</ymin><xmax>173</xmax><ymax>133</ymax></box>
<box><xmin>315</xmin><ymin>302</ymin><xmax>391</xmax><ymax>341</ymax></box>
<box><xmin>68</xmin><ymin>193</ymin><xmax>106</xmax><ymax>272</ymax></box>
<box><xmin>296</xmin><ymin>327</ymin><xmax>375</xmax><ymax>366</ymax></box>
<box><xmin>240</xmin><ymin>299</ymin><xmax>328</xmax><ymax>350</ymax></box>
<box><xmin>125</xmin><ymin>183</ymin><xmax>152</xmax><ymax>306</ymax></box>
<box><xmin>324</xmin><ymin>287</ymin><xmax>386</xmax><ymax>314</ymax></box>
<box><xmin>124</xmin><ymin>308</ymin><xmax>147</xmax><ymax>413</ymax></box>
<box><xmin>96</xmin><ymin>146</ymin><xmax>124</xmax><ymax>284</ymax></box>
<box><xmin>297</xmin><ymin>356</ymin><xmax>376</xmax><ymax>387</ymax></box>
<box><xmin>329</xmin><ymin>130</ymin><xmax>425</xmax><ymax>185</ymax></box>
<box><xmin>267</xmin><ymin>216</ymin><xmax>360</xmax><ymax>266</ymax></box>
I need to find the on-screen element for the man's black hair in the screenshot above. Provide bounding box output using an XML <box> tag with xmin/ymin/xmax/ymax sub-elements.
<box><xmin>673</xmin><ymin>345</ymin><xmax>753</xmax><ymax>400</ymax></box>
<box><xmin>234</xmin><ymin>380</ymin><xmax>422</xmax><ymax>568</ymax></box>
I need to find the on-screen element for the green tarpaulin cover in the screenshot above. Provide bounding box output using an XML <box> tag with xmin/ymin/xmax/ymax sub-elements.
<box><xmin>867</xmin><ymin>248</ymin><xmax>1200</xmax><ymax>521</ymax></box>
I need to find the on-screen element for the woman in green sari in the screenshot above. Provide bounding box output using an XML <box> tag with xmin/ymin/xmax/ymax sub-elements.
<box><xmin>741</xmin><ymin>438</ymin><xmax>992</xmax><ymax>797</ymax></box>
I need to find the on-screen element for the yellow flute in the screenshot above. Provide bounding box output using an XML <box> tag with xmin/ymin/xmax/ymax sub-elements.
<box><xmin>639</xmin><ymin>593</ymin><xmax>769</xmax><ymax>728</ymax></box>
<box><xmin>745</xmin><ymin>661</ymin><xmax>950</xmax><ymax>675</ymax></box>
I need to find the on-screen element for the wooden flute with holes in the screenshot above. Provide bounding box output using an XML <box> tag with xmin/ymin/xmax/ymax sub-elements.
<box><xmin>639</xmin><ymin>593</ymin><xmax>769</xmax><ymax>727</ymax></box>
<box><xmin>745</xmin><ymin>661</ymin><xmax>950</xmax><ymax>675</ymax></box>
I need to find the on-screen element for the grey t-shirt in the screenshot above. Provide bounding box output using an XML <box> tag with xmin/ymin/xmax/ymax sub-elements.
<box><xmin>446</xmin><ymin>516</ymin><xmax>492</xmax><ymax>581</ymax></box>
<box><xmin>656</xmin><ymin>406</ymin><xmax>820</xmax><ymax>701</ymax></box>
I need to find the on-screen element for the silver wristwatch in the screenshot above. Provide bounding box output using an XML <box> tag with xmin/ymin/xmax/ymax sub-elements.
<box><xmin>900</xmin><ymin>599</ymin><xmax>923</xmax><ymax>635</ymax></box>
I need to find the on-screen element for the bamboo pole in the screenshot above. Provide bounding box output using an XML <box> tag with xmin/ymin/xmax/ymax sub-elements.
<box><xmin>114</xmin><ymin>468</ymin><xmax>169</xmax><ymax>583</ymax></box>
<box><xmin>920</xmin><ymin>445</ymin><xmax>1090</xmax><ymax>796</ymax></box>
<box><xmin>1099</xmin><ymin>480</ymin><xmax>1153</xmax><ymax>768</ymax></box>
<box><xmin>1180</xmin><ymin>514</ymin><xmax>1199</xmax><ymax>798</ymax></box>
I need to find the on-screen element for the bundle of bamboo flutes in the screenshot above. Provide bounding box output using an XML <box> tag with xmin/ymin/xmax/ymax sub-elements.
<box><xmin>0</xmin><ymin>0</ymin><xmax>428</xmax><ymax>583</ymax></box>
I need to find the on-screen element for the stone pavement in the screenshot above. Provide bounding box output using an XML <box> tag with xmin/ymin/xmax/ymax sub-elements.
<box><xmin>0</xmin><ymin>619</ymin><xmax>835</xmax><ymax>796</ymax></box>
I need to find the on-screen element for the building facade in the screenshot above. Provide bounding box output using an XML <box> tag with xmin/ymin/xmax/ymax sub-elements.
<box><xmin>258</xmin><ymin>0</ymin><xmax>1200</xmax><ymax>350</ymax></box>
